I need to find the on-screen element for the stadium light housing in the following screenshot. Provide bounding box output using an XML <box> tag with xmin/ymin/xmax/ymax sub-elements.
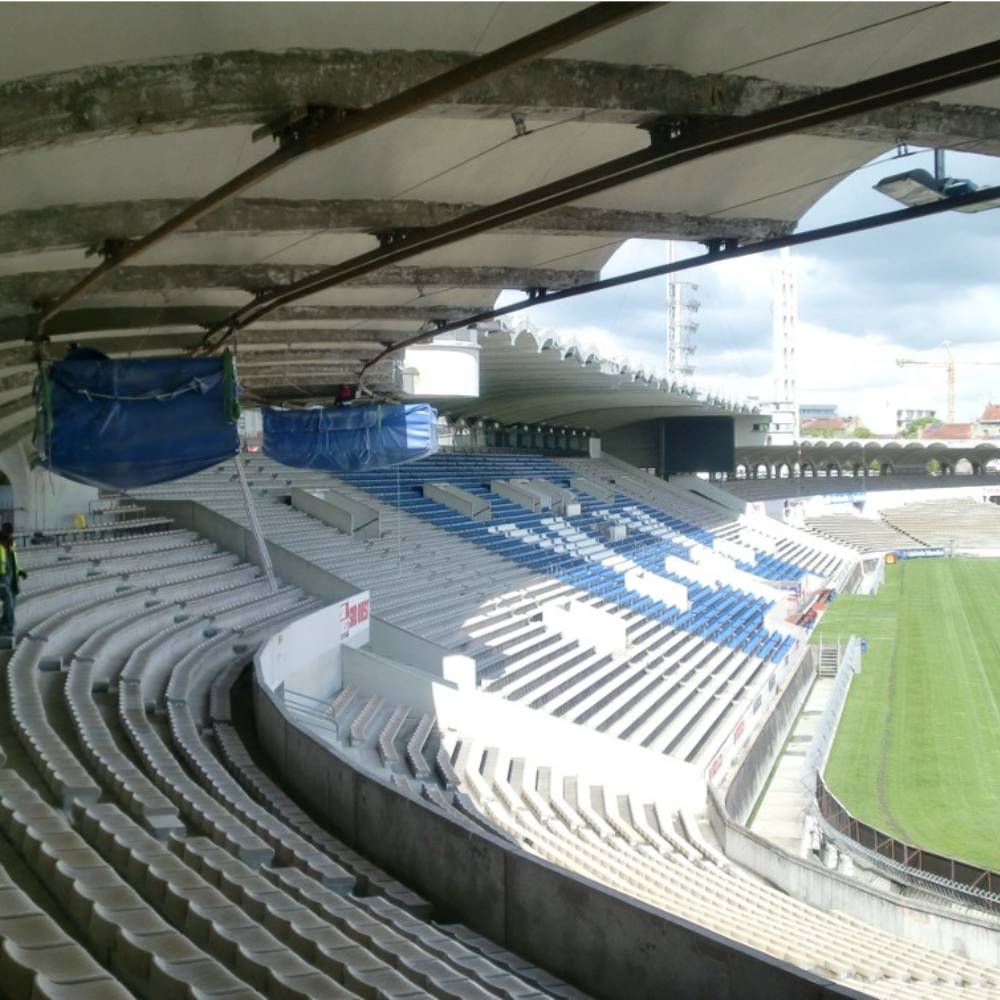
<box><xmin>874</xmin><ymin>167</ymin><xmax>1000</xmax><ymax>214</ymax></box>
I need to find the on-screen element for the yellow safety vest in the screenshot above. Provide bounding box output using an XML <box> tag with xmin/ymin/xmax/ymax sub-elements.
<box><xmin>0</xmin><ymin>542</ymin><xmax>19</xmax><ymax>588</ymax></box>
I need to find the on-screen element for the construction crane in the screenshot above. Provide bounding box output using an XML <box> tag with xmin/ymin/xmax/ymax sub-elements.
<box><xmin>896</xmin><ymin>341</ymin><xmax>1000</xmax><ymax>423</ymax></box>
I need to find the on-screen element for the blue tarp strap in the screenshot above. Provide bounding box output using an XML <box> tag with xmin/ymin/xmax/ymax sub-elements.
<box><xmin>61</xmin><ymin>374</ymin><xmax>221</xmax><ymax>403</ymax></box>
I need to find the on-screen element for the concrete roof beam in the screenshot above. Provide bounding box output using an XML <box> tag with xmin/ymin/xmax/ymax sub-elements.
<box><xmin>5</xmin><ymin>50</ymin><xmax>1000</xmax><ymax>158</ymax></box>
<box><xmin>0</xmin><ymin>263</ymin><xmax>596</xmax><ymax>306</ymax></box>
<box><xmin>0</xmin><ymin>199</ymin><xmax>793</xmax><ymax>259</ymax></box>
<box><xmin>0</xmin><ymin>303</ymin><xmax>494</xmax><ymax>342</ymax></box>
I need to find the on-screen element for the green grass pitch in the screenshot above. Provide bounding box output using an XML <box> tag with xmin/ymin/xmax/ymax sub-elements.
<box><xmin>813</xmin><ymin>558</ymin><xmax>1000</xmax><ymax>871</ymax></box>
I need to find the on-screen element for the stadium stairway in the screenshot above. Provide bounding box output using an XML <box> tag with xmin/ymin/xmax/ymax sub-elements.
<box><xmin>0</xmin><ymin>524</ymin><xmax>587</xmax><ymax>1000</ymax></box>
<box><xmin>274</xmin><ymin>678</ymin><xmax>1000</xmax><ymax>1000</ymax></box>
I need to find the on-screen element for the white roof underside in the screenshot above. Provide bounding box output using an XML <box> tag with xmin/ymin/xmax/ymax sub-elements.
<box><xmin>1</xmin><ymin>2</ymin><xmax>999</xmax><ymax>447</ymax></box>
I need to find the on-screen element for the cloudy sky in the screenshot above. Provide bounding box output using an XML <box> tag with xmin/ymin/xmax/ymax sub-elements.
<box><xmin>497</xmin><ymin>148</ymin><xmax>1000</xmax><ymax>435</ymax></box>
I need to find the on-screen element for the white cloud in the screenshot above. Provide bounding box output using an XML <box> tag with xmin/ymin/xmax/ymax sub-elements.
<box><xmin>499</xmin><ymin>147</ymin><xmax>1000</xmax><ymax>429</ymax></box>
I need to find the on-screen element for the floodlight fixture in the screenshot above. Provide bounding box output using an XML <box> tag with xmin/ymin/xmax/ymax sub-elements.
<box><xmin>874</xmin><ymin>155</ymin><xmax>1000</xmax><ymax>213</ymax></box>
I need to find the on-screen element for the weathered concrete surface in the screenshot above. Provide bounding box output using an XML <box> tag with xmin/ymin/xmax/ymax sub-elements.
<box><xmin>235</xmin><ymin>347</ymin><xmax>385</xmax><ymax>365</ymax></box>
<box><xmin>3</xmin><ymin>49</ymin><xmax>1000</xmax><ymax>157</ymax></box>
<box><xmin>0</xmin><ymin>417</ymin><xmax>33</xmax><ymax>453</ymax></box>
<box><xmin>0</xmin><ymin>263</ymin><xmax>596</xmax><ymax>305</ymax></box>
<box><xmin>0</xmin><ymin>345</ymin><xmax>34</xmax><ymax>368</ymax></box>
<box><xmin>0</xmin><ymin>302</ymin><xmax>493</xmax><ymax>342</ymax></box>
<box><xmin>239</xmin><ymin>367</ymin><xmax>367</xmax><ymax>385</ymax></box>
<box><xmin>0</xmin><ymin>367</ymin><xmax>34</xmax><ymax>393</ymax></box>
<box><xmin>26</xmin><ymin>328</ymin><xmax>405</xmax><ymax>357</ymax></box>
<box><xmin>240</xmin><ymin>360</ymin><xmax>400</xmax><ymax>401</ymax></box>
<box><xmin>0</xmin><ymin>395</ymin><xmax>33</xmax><ymax>426</ymax></box>
<box><xmin>0</xmin><ymin>198</ymin><xmax>793</xmax><ymax>256</ymax></box>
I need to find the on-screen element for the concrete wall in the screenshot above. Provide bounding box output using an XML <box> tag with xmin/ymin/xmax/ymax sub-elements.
<box><xmin>253</xmin><ymin>674</ymin><xmax>864</xmax><ymax>1000</ymax></box>
<box><xmin>368</xmin><ymin>618</ymin><xmax>475</xmax><ymax>689</ymax></box>
<box><xmin>709</xmin><ymin>792</ymin><xmax>1000</xmax><ymax>968</ymax></box>
<box><xmin>724</xmin><ymin>651</ymin><xmax>816</xmax><ymax>824</ymax></box>
<box><xmin>342</xmin><ymin>647</ymin><xmax>442</xmax><ymax>714</ymax></box>
<box><xmin>259</xmin><ymin>600</ymin><xmax>369</xmax><ymax>701</ymax></box>
<box><xmin>0</xmin><ymin>440</ymin><xmax>98</xmax><ymax>532</ymax></box>
<box><xmin>290</xmin><ymin>615</ymin><xmax>703</xmax><ymax>808</ymax></box>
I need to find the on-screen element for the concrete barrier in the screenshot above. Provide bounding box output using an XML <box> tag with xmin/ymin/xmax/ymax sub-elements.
<box><xmin>423</xmin><ymin>482</ymin><xmax>491</xmax><ymax>520</ymax></box>
<box><xmin>569</xmin><ymin>476</ymin><xmax>614</xmax><ymax>502</ymax></box>
<box><xmin>542</xmin><ymin>597</ymin><xmax>626</xmax><ymax>655</ymax></box>
<box><xmin>624</xmin><ymin>567</ymin><xmax>689</xmax><ymax>612</ymax></box>
<box><xmin>709</xmin><ymin>789</ymin><xmax>1000</xmax><ymax>968</ymax></box>
<box><xmin>253</xmin><ymin>670</ymin><xmax>865</xmax><ymax>1000</ymax></box>
<box><xmin>716</xmin><ymin>537</ymin><xmax>758</xmax><ymax>565</ymax></box>
<box><xmin>290</xmin><ymin>487</ymin><xmax>380</xmax><ymax>539</ymax></box>
<box><xmin>490</xmin><ymin>479</ymin><xmax>541</xmax><ymax>511</ymax></box>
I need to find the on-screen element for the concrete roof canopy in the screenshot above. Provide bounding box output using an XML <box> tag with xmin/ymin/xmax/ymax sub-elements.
<box><xmin>3</xmin><ymin>2</ymin><xmax>1000</xmax><ymax>450</ymax></box>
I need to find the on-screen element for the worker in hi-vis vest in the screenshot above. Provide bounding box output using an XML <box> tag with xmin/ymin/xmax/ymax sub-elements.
<box><xmin>0</xmin><ymin>522</ymin><xmax>27</xmax><ymax>636</ymax></box>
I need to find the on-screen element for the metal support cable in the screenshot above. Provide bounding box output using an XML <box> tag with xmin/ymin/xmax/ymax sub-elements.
<box><xmin>34</xmin><ymin>2</ymin><xmax>659</xmax><ymax>339</ymax></box>
<box><xmin>233</xmin><ymin>456</ymin><xmax>278</xmax><ymax>594</ymax></box>
<box><xmin>199</xmin><ymin>36</ymin><xmax>1000</xmax><ymax>352</ymax></box>
<box><xmin>357</xmin><ymin>182</ymin><xmax>1000</xmax><ymax>376</ymax></box>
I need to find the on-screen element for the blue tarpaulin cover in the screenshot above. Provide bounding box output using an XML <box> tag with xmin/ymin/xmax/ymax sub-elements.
<box><xmin>39</xmin><ymin>348</ymin><xmax>239</xmax><ymax>489</ymax></box>
<box><xmin>263</xmin><ymin>404</ymin><xmax>438</xmax><ymax>472</ymax></box>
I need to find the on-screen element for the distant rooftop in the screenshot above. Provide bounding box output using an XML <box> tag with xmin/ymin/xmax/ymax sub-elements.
<box><xmin>920</xmin><ymin>422</ymin><xmax>976</xmax><ymax>440</ymax></box>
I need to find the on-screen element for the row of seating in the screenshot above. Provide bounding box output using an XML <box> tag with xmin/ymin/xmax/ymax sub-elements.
<box><xmin>803</xmin><ymin>514</ymin><xmax>926</xmax><ymax>553</ymax></box>
<box><xmin>307</xmin><ymin>682</ymin><xmax>999</xmax><ymax>1000</ymax></box>
<box><xmin>130</xmin><ymin>457</ymin><xmax>808</xmax><ymax>771</ymax></box>
<box><xmin>335</xmin><ymin>453</ymin><xmax>809</xmax><ymax>585</ymax></box>
<box><xmin>558</xmin><ymin>458</ymin><xmax>844</xmax><ymax>580</ymax></box>
<box><xmin>882</xmin><ymin>498</ymin><xmax>1000</xmax><ymax>548</ymax></box>
<box><xmin>7</xmin><ymin>527</ymin><xmax>582</xmax><ymax>999</ymax></box>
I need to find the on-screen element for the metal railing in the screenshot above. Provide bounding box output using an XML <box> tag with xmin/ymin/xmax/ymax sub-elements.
<box><xmin>803</xmin><ymin>637</ymin><xmax>1000</xmax><ymax>915</ymax></box>
<box><xmin>280</xmin><ymin>686</ymin><xmax>340</xmax><ymax>741</ymax></box>
<box><xmin>816</xmin><ymin>775</ymin><xmax>1000</xmax><ymax>914</ymax></box>
<box><xmin>800</xmin><ymin>636</ymin><xmax>861</xmax><ymax>799</ymax></box>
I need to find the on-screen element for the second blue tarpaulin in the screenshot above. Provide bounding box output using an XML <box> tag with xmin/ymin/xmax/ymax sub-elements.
<box><xmin>263</xmin><ymin>403</ymin><xmax>438</xmax><ymax>472</ymax></box>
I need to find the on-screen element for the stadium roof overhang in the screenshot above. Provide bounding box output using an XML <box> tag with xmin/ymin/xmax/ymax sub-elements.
<box><xmin>4</xmin><ymin>2</ymin><xmax>1000</xmax><ymax>453</ymax></box>
<box><xmin>418</xmin><ymin>325</ymin><xmax>751</xmax><ymax>432</ymax></box>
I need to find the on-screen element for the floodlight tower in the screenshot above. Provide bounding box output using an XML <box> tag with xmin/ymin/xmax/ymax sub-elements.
<box><xmin>772</xmin><ymin>247</ymin><xmax>799</xmax><ymax>436</ymax></box>
<box><xmin>666</xmin><ymin>242</ymin><xmax>699</xmax><ymax>380</ymax></box>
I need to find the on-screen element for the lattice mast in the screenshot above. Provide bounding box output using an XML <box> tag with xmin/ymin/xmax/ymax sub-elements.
<box><xmin>772</xmin><ymin>247</ymin><xmax>799</xmax><ymax>435</ymax></box>
<box><xmin>666</xmin><ymin>242</ymin><xmax>699</xmax><ymax>380</ymax></box>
